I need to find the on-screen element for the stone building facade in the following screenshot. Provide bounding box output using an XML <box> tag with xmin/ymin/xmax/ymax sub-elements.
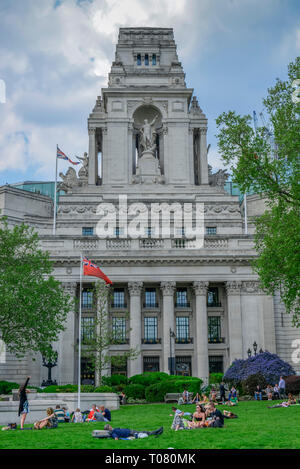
<box><xmin>0</xmin><ymin>28</ymin><xmax>299</xmax><ymax>386</ymax></box>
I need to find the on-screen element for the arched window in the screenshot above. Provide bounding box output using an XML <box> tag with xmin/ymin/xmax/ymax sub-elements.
<box><xmin>137</xmin><ymin>54</ymin><xmax>141</xmax><ymax>66</ymax></box>
<box><xmin>145</xmin><ymin>54</ymin><xmax>149</xmax><ymax>66</ymax></box>
<box><xmin>152</xmin><ymin>54</ymin><xmax>156</xmax><ymax>65</ymax></box>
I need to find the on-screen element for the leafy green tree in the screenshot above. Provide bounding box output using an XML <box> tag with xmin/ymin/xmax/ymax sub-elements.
<box><xmin>81</xmin><ymin>281</ymin><xmax>139</xmax><ymax>386</ymax></box>
<box><xmin>0</xmin><ymin>218</ymin><xmax>73</xmax><ymax>356</ymax></box>
<box><xmin>216</xmin><ymin>58</ymin><xmax>300</xmax><ymax>324</ymax></box>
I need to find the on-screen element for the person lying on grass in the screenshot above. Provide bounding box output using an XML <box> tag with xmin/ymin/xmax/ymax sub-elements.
<box><xmin>34</xmin><ymin>408</ymin><xmax>58</xmax><ymax>430</ymax></box>
<box><xmin>103</xmin><ymin>424</ymin><xmax>163</xmax><ymax>440</ymax></box>
<box><xmin>268</xmin><ymin>394</ymin><xmax>297</xmax><ymax>408</ymax></box>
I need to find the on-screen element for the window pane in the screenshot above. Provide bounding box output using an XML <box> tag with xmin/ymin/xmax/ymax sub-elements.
<box><xmin>113</xmin><ymin>288</ymin><xmax>125</xmax><ymax>307</ymax></box>
<box><xmin>209</xmin><ymin>355</ymin><xmax>223</xmax><ymax>373</ymax></box>
<box><xmin>144</xmin><ymin>316</ymin><xmax>157</xmax><ymax>340</ymax></box>
<box><xmin>145</xmin><ymin>54</ymin><xmax>149</xmax><ymax>65</ymax></box>
<box><xmin>112</xmin><ymin>317</ymin><xmax>126</xmax><ymax>342</ymax></box>
<box><xmin>176</xmin><ymin>316</ymin><xmax>189</xmax><ymax>339</ymax></box>
<box><xmin>143</xmin><ymin>356</ymin><xmax>159</xmax><ymax>372</ymax></box>
<box><xmin>176</xmin><ymin>288</ymin><xmax>188</xmax><ymax>306</ymax></box>
<box><xmin>207</xmin><ymin>287</ymin><xmax>219</xmax><ymax>306</ymax></box>
<box><xmin>206</xmin><ymin>227</ymin><xmax>217</xmax><ymax>235</ymax></box>
<box><xmin>82</xmin><ymin>227</ymin><xmax>94</xmax><ymax>236</ymax></box>
<box><xmin>82</xmin><ymin>290</ymin><xmax>93</xmax><ymax>308</ymax></box>
<box><xmin>137</xmin><ymin>54</ymin><xmax>141</xmax><ymax>65</ymax></box>
<box><xmin>208</xmin><ymin>316</ymin><xmax>221</xmax><ymax>341</ymax></box>
<box><xmin>152</xmin><ymin>54</ymin><xmax>156</xmax><ymax>65</ymax></box>
<box><xmin>81</xmin><ymin>317</ymin><xmax>94</xmax><ymax>342</ymax></box>
<box><xmin>145</xmin><ymin>288</ymin><xmax>156</xmax><ymax>307</ymax></box>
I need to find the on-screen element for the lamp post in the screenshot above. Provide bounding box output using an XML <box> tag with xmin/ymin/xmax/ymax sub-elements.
<box><xmin>247</xmin><ymin>348</ymin><xmax>252</xmax><ymax>358</ymax></box>
<box><xmin>41</xmin><ymin>350</ymin><xmax>58</xmax><ymax>387</ymax></box>
<box><xmin>253</xmin><ymin>341</ymin><xmax>258</xmax><ymax>356</ymax></box>
<box><xmin>169</xmin><ymin>328</ymin><xmax>176</xmax><ymax>375</ymax></box>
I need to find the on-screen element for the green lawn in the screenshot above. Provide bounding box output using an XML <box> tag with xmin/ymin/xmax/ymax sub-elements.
<box><xmin>1</xmin><ymin>401</ymin><xmax>300</xmax><ymax>449</ymax></box>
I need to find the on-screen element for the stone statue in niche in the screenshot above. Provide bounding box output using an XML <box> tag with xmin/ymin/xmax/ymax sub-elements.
<box><xmin>140</xmin><ymin>115</ymin><xmax>158</xmax><ymax>154</ymax></box>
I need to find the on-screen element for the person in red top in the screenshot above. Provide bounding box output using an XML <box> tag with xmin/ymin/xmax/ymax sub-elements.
<box><xmin>86</xmin><ymin>404</ymin><xmax>100</xmax><ymax>421</ymax></box>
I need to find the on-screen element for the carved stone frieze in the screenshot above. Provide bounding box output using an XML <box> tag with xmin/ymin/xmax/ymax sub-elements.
<box><xmin>226</xmin><ymin>281</ymin><xmax>242</xmax><ymax>295</ymax></box>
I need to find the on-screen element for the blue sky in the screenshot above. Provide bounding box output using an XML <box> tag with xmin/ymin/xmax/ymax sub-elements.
<box><xmin>0</xmin><ymin>0</ymin><xmax>299</xmax><ymax>185</ymax></box>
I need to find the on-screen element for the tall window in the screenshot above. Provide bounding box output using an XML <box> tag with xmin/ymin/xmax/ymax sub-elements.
<box><xmin>81</xmin><ymin>358</ymin><xmax>95</xmax><ymax>385</ymax></box>
<box><xmin>144</xmin><ymin>317</ymin><xmax>158</xmax><ymax>342</ymax></box>
<box><xmin>152</xmin><ymin>54</ymin><xmax>156</xmax><ymax>65</ymax></box>
<box><xmin>143</xmin><ymin>356</ymin><xmax>159</xmax><ymax>372</ymax></box>
<box><xmin>137</xmin><ymin>54</ymin><xmax>141</xmax><ymax>65</ymax></box>
<box><xmin>112</xmin><ymin>317</ymin><xmax>126</xmax><ymax>343</ymax></box>
<box><xmin>206</xmin><ymin>227</ymin><xmax>217</xmax><ymax>235</ymax></box>
<box><xmin>208</xmin><ymin>316</ymin><xmax>221</xmax><ymax>343</ymax></box>
<box><xmin>209</xmin><ymin>356</ymin><xmax>223</xmax><ymax>373</ymax></box>
<box><xmin>176</xmin><ymin>316</ymin><xmax>189</xmax><ymax>342</ymax></box>
<box><xmin>207</xmin><ymin>287</ymin><xmax>220</xmax><ymax>307</ymax></box>
<box><xmin>144</xmin><ymin>288</ymin><xmax>157</xmax><ymax>307</ymax></box>
<box><xmin>144</xmin><ymin>54</ymin><xmax>149</xmax><ymax>65</ymax></box>
<box><xmin>82</xmin><ymin>289</ymin><xmax>93</xmax><ymax>309</ymax></box>
<box><xmin>81</xmin><ymin>317</ymin><xmax>94</xmax><ymax>343</ymax></box>
<box><xmin>175</xmin><ymin>356</ymin><xmax>191</xmax><ymax>376</ymax></box>
<box><xmin>176</xmin><ymin>288</ymin><xmax>188</xmax><ymax>307</ymax></box>
<box><xmin>113</xmin><ymin>288</ymin><xmax>125</xmax><ymax>308</ymax></box>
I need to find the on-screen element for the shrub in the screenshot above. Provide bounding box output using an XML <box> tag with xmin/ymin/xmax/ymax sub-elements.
<box><xmin>285</xmin><ymin>375</ymin><xmax>300</xmax><ymax>394</ymax></box>
<box><xmin>209</xmin><ymin>373</ymin><xmax>223</xmax><ymax>384</ymax></box>
<box><xmin>241</xmin><ymin>373</ymin><xmax>268</xmax><ymax>395</ymax></box>
<box><xmin>102</xmin><ymin>375</ymin><xmax>128</xmax><ymax>387</ymax></box>
<box><xmin>124</xmin><ymin>384</ymin><xmax>145</xmax><ymax>399</ymax></box>
<box><xmin>145</xmin><ymin>378</ymin><xmax>203</xmax><ymax>402</ymax></box>
<box><xmin>129</xmin><ymin>372</ymin><xmax>169</xmax><ymax>387</ymax></box>
<box><xmin>42</xmin><ymin>384</ymin><xmax>78</xmax><ymax>393</ymax></box>
<box><xmin>0</xmin><ymin>381</ymin><xmax>20</xmax><ymax>394</ymax></box>
<box><xmin>94</xmin><ymin>385</ymin><xmax>114</xmax><ymax>393</ymax></box>
<box><xmin>224</xmin><ymin>351</ymin><xmax>295</xmax><ymax>386</ymax></box>
<box><xmin>126</xmin><ymin>397</ymin><xmax>147</xmax><ymax>404</ymax></box>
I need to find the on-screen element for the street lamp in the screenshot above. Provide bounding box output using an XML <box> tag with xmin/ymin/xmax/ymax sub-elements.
<box><xmin>41</xmin><ymin>350</ymin><xmax>58</xmax><ymax>387</ymax></box>
<box><xmin>253</xmin><ymin>341</ymin><xmax>258</xmax><ymax>356</ymax></box>
<box><xmin>169</xmin><ymin>328</ymin><xmax>176</xmax><ymax>375</ymax></box>
<box><xmin>247</xmin><ymin>348</ymin><xmax>252</xmax><ymax>358</ymax></box>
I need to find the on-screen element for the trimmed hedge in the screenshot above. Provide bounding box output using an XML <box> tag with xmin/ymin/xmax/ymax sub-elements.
<box><xmin>129</xmin><ymin>372</ymin><xmax>170</xmax><ymax>387</ymax></box>
<box><xmin>94</xmin><ymin>385</ymin><xmax>114</xmax><ymax>393</ymax></box>
<box><xmin>102</xmin><ymin>375</ymin><xmax>128</xmax><ymax>387</ymax></box>
<box><xmin>124</xmin><ymin>384</ymin><xmax>145</xmax><ymax>399</ymax></box>
<box><xmin>145</xmin><ymin>378</ymin><xmax>203</xmax><ymax>403</ymax></box>
<box><xmin>0</xmin><ymin>381</ymin><xmax>21</xmax><ymax>395</ymax></box>
<box><xmin>209</xmin><ymin>373</ymin><xmax>223</xmax><ymax>384</ymax></box>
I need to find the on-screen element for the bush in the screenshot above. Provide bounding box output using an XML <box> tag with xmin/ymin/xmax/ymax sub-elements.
<box><xmin>224</xmin><ymin>351</ymin><xmax>295</xmax><ymax>386</ymax></box>
<box><xmin>285</xmin><ymin>375</ymin><xmax>300</xmax><ymax>394</ymax></box>
<box><xmin>42</xmin><ymin>384</ymin><xmax>78</xmax><ymax>393</ymax></box>
<box><xmin>124</xmin><ymin>384</ymin><xmax>145</xmax><ymax>399</ymax></box>
<box><xmin>126</xmin><ymin>398</ymin><xmax>147</xmax><ymax>404</ymax></box>
<box><xmin>209</xmin><ymin>373</ymin><xmax>223</xmax><ymax>384</ymax></box>
<box><xmin>0</xmin><ymin>381</ymin><xmax>20</xmax><ymax>394</ymax></box>
<box><xmin>102</xmin><ymin>375</ymin><xmax>128</xmax><ymax>387</ymax></box>
<box><xmin>241</xmin><ymin>373</ymin><xmax>268</xmax><ymax>395</ymax></box>
<box><xmin>129</xmin><ymin>372</ymin><xmax>170</xmax><ymax>387</ymax></box>
<box><xmin>94</xmin><ymin>385</ymin><xmax>114</xmax><ymax>393</ymax></box>
<box><xmin>145</xmin><ymin>378</ymin><xmax>203</xmax><ymax>403</ymax></box>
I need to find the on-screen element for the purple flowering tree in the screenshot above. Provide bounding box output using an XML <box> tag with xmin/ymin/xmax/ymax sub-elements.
<box><xmin>224</xmin><ymin>351</ymin><xmax>295</xmax><ymax>386</ymax></box>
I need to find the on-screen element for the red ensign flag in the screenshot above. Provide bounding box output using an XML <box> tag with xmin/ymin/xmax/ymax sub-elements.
<box><xmin>83</xmin><ymin>257</ymin><xmax>113</xmax><ymax>285</ymax></box>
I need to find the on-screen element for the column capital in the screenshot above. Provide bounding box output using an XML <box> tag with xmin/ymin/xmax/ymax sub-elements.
<box><xmin>226</xmin><ymin>281</ymin><xmax>242</xmax><ymax>295</ymax></box>
<box><xmin>88</xmin><ymin>127</ymin><xmax>96</xmax><ymax>136</ymax></box>
<box><xmin>241</xmin><ymin>281</ymin><xmax>262</xmax><ymax>294</ymax></box>
<box><xmin>160</xmin><ymin>281</ymin><xmax>176</xmax><ymax>296</ymax></box>
<box><xmin>193</xmin><ymin>281</ymin><xmax>209</xmax><ymax>295</ymax></box>
<box><xmin>128</xmin><ymin>281</ymin><xmax>143</xmax><ymax>296</ymax></box>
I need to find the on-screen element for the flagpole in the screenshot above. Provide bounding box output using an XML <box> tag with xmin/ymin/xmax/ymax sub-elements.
<box><xmin>53</xmin><ymin>144</ymin><xmax>58</xmax><ymax>235</ymax></box>
<box><xmin>78</xmin><ymin>252</ymin><xmax>83</xmax><ymax>409</ymax></box>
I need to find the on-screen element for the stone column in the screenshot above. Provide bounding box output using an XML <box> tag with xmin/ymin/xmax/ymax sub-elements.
<box><xmin>199</xmin><ymin>128</ymin><xmax>209</xmax><ymax>185</ymax></box>
<box><xmin>161</xmin><ymin>282</ymin><xmax>176</xmax><ymax>374</ymax></box>
<box><xmin>128</xmin><ymin>282</ymin><xmax>143</xmax><ymax>377</ymax></box>
<box><xmin>226</xmin><ymin>281</ymin><xmax>243</xmax><ymax>363</ymax></box>
<box><xmin>88</xmin><ymin>127</ymin><xmax>98</xmax><ymax>185</ymax></box>
<box><xmin>241</xmin><ymin>281</ymin><xmax>265</xmax><ymax>356</ymax></box>
<box><xmin>58</xmin><ymin>282</ymin><xmax>77</xmax><ymax>385</ymax></box>
<box><xmin>193</xmin><ymin>281</ymin><xmax>209</xmax><ymax>383</ymax></box>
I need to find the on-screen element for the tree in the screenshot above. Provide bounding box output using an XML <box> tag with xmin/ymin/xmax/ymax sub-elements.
<box><xmin>216</xmin><ymin>58</ymin><xmax>300</xmax><ymax>325</ymax></box>
<box><xmin>81</xmin><ymin>281</ymin><xmax>139</xmax><ymax>386</ymax></box>
<box><xmin>0</xmin><ymin>218</ymin><xmax>73</xmax><ymax>357</ymax></box>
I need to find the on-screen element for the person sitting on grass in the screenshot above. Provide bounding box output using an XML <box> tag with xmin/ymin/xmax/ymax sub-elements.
<box><xmin>71</xmin><ymin>408</ymin><xmax>83</xmax><ymax>423</ymax></box>
<box><xmin>34</xmin><ymin>407</ymin><xmax>58</xmax><ymax>430</ymax></box>
<box><xmin>266</xmin><ymin>385</ymin><xmax>273</xmax><ymax>400</ymax></box>
<box><xmin>171</xmin><ymin>411</ymin><xmax>186</xmax><ymax>431</ymax></box>
<box><xmin>200</xmin><ymin>394</ymin><xmax>209</xmax><ymax>405</ymax></box>
<box><xmin>54</xmin><ymin>405</ymin><xmax>65</xmax><ymax>423</ymax></box>
<box><xmin>104</xmin><ymin>424</ymin><xmax>163</xmax><ymax>440</ymax></box>
<box><xmin>273</xmin><ymin>384</ymin><xmax>280</xmax><ymax>400</ymax></box>
<box><xmin>287</xmin><ymin>394</ymin><xmax>297</xmax><ymax>405</ymax></box>
<box><xmin>62</xmin><ymin>407</ymin><xmax>70</xmax><ymax>422</ymax></box>
<box><xmin>254</xmin><ymin>385</ymin><xmax>262</xmax><ymax>401</ymax></box>
<box><xmin>187</xmin><ymin>405</ymin><xmax>206</xmax><ymax>428</ymax></box>
<box><xmin>192</xmin><ymin>392</ymin><xmax>201</xmax><ymax>404</ymax></box>
<box><xmin>86</xmin><ymin>404</ymin><xmax>100</xmax><ymax>422</ymax></box>
<box><xmin>95</xmin><ymin>405</ymin><xmax>111</xmax><ymax>422</ymax></box>
<box><xmin>169</xmin><ymin>406</ymin><xmax>191</xmax><ymax>418</ymax></box>
<box><xmin>228</xmin><ymin>386</ymin><xmax>237</xmax><ymax>401</ymax></box>
<box><xmin>205</xmin><ymin>402</ymin><xmax>224</xmax><ymax>428</ymax></box>
<box><xmin>210</xmin><ymin>387</ymin><xmax>218</xmax><ymax>403</ymax></box>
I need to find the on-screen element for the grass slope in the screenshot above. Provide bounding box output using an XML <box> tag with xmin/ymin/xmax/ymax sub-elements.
<box><xmin>1</xmin><ymin>401</ymin><xmax>300</xmax><ymax>449</ymax></box>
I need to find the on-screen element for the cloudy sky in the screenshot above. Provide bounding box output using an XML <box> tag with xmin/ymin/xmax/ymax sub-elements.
<box><xmin>0</xmin><ymin>0</ymin><xmax>299</xmax><ymax>185</ymax></box>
